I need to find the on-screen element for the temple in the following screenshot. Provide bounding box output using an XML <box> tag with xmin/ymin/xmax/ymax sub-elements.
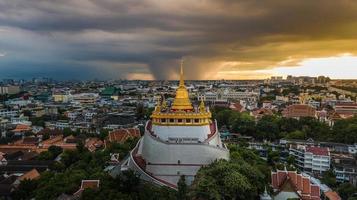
<box><xmin>121</xmin><ymin>62</ymin><xmax>230</xmax><ymax>189</ymax></box>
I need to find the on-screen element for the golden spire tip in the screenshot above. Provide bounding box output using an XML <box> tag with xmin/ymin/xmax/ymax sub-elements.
<box><xmin>179</xmin><ymin>58</ymin><xmax>185</xmax><ymax>87</ymax></box>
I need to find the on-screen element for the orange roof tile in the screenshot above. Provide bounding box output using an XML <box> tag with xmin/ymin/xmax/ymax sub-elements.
<box><xmin>106</xmin><ymin>128</ymin><xmax>140</xmax><ymax>145</ymax></box>
<box><xmin>12</xmin><ymin>124</ymin><xmax>32</xmax><ymax>132</ymax></box>
<box><xmin>324</xmin><ymin>191</ymin><xmax>341</xmax><ymax>200</ymax></box>
<box><xmin>272</xmin><ymin>170</ymin><xmax>320</xmax><ymax>199</ymax></box>
<box><xmin>85</xmin><ymin>138</ymin><xmax>103</xmax><ymax>152</ymax></box>
<box><xmin>127</xmin><ymin>128</ymin><xmax>140</xmax><ymax>137</ymax></box>
<box><xmin>81</xmin><ymin>180</ymin><xmax>100</xmax><ymax>190</ymax></box>
<box><xmin>18</xmin><ymin>169</ymin><xmax>40</xmax><ymax>181</ymax></box>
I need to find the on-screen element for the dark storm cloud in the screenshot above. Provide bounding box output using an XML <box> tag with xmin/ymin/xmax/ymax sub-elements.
<box><xmin>1</xmin><ymin>0</ymin><xmax>357</xmax><ymax>79</ymax></box>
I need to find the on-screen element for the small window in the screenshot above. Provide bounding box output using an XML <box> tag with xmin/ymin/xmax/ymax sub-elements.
<box><xmin>161</xmin><ymin>119</ymin><xmax>166</xmax><ymax>123</ymax></box>
<box><xmin>178</xmin><ymin>119</ymin><xmax>182</xmax><ymax>123</ymax></box>
<box><xmin>186</xmin><ymin>119</ymin><xmax>191</xmax><ymax>123</ymax></box>
<box><xmin>194</xmin><ymin>119</ymin><xmax>199</xmax><ymax>123</ymax></box>
<box><xmin>170</xmin><ymin>119</ymin><xmax>174</xmax><ymax>123</ymax></box>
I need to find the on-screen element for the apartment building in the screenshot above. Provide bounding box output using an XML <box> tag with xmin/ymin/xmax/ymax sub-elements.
<box><xmin>197</xmin><ymin>89</ymin><xmax>259</xmax><ymax>103</ymax></box>
<box><xmin>0</xmin><ymin>110</ymin><xmax>18</xmax><ymax>118</ymax></box>
<box><xmin>0</xmin><ymin>85</ymin><xmax>20</xmax><ymax>95</ymax></box>
<box><xmin>290</xmin><ymin>145</ymin><xmax>330</xmax><ymax>174</ymax></box>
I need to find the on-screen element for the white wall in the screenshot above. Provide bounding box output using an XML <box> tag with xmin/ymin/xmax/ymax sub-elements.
<box><xmin>152</xmin><ymin>125</ymin><xmax>211</xmax><ymax>142</ymax></box>
<box><xmin>140</xmin><ymin>132</ymin><xmax>229</xmax><ymax>165</ymax></box>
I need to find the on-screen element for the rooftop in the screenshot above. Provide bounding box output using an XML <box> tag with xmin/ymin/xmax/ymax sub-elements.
<box><xmin>306</xmin><ymin>146</ymin><xmax>329</xmax><ymax>156</ymax></box>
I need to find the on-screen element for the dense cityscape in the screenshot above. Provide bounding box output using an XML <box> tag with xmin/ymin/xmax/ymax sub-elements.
<box><xmin>2</xmin><ymin>1</ymin><xmax>357</xmax><ymax>200</ymax></box>
<box><xmin>0</xmin><ymin>69</ymin><xmax>356</xmax><ymax>199</ymax></box>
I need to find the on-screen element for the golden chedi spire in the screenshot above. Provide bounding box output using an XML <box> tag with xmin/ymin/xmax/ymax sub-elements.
<box><xmin>154</xmin><ymin>98</ymin><xmax>161</xmax><ymax>112</ymax></box>
<box><xmin>199</xmin><ymin>99</ymin><xmax>206</xmax><ymax>113</ymax></box>
<box><xmin>179</xmin><ymin>58</ymin><xmax>185</xmax><ymax>87</ymax></box>
<box><xmin>162</xmin><ymin>98</ymin><xmax>168</xmax><ymax>110</ymax></box>
<box><xmin>171</xmin><ymin>59</ymin><xmax>193</xmax><ymax>111</ymax></box>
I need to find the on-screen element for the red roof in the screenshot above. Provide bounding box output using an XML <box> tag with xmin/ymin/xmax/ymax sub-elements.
<box><xmin>73</xmin><ymin>180</ymin><xmax>100</xmax><ymax>197</ymax></box>
<box><xmin>12</xmin><ymin>124</ymin><xmax>32</xmax><ymax>132</ymax></box>
<box><xmin>283</xmin><ymin>104</ymin><xmax>316</xmax><ymax>118</ymax></box>
<box><xmin>107</xmin><ymin>128</ymin><xmax>140</xmax><ymax>143</ymax></box>
<box><xmin>306</xmin><ymin>146</ymin><xmax>329</xmax><ymax>156</ymax></box>
<box><xmin>335</xmin><ymin>103</ymin><xmax>357</xmax><ymax>107</ymax></box>
<box><xmin>229</xmin><ymin>103</ymin><xmax>244</xmax><ymax>112</ymax></box>
<box><xmin>85</xmin><ymin>138</ymin><xmax>103</xmax><ymax>152</ymax></box>
<box><xmin>272</xmin><ymin>170</ymin><xmax>321</xmax><ymax>200</ymax></box>
<box><xmin>324</xmin><ymin>191</ymin><xmax>341</xmax><ymax>200</ymax></box>
<box><xmin>18</xmin><ymin>169</ymin><xmax>40</xmax><ymax>181</ymax></box>
<box><xmin>81</xmin><ymin>180</ymin><xmax>100</xmax><ymax>190</ymax></box>
<box><xmin>108</xmin><ymin>130</ymin><xmax>129</xmax><ymax>143</ymax></box>
<box><xmin>126</xmin><ymin>128</ymin><xmax>140</xmax><ymax>138</ymax></box>
<box><xmin>252</xmin><ymin>108</ymin><xmax>273</xmax><ymax>116</ymax></box>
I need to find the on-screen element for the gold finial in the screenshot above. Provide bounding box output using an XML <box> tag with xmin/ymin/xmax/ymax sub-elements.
<box><xmin>171</xmin><ymin>58</ymin><xmax>193</xmax><ymax>111</ymax></box>
<box><xmin>179</xmin><ymin>58</ymin><xmax>184</xmax><ymax>87</ymax></box>
<box><xmin>162</xmin><ymin>98</ymin><xmax>167</xmax><ymax>110</ymax></box>
<box><xmin>154</xmin><ymin>98</ymin><xmax>161</xmax><ymax>112</ymax></box>
<box><xmin>199</xmin><ymin>99</ymin><xmax>206</xmax><ymax>112</ymax></box>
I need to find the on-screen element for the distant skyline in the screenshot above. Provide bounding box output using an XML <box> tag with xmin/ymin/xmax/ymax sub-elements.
<box><xmin>1</xmin><ymin>1</ymin><xmax>357</xmax><ymax>80</ymax></box>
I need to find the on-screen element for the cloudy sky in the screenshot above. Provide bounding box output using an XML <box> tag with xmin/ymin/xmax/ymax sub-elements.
<box><xmin>1</xmin><ymin>0</ymin><xmax>357</xmax><ymax>80</ymax></box>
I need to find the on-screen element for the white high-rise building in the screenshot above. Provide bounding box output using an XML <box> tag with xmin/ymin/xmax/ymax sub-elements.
<box><xmin>290</xmin><ymin>145</ymin><xmax>330</xmax><ymax>174</ymax></box>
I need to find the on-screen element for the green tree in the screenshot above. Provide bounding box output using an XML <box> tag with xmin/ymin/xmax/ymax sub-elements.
<box><xmin>278</xmin><ymin>117</ymin><xmax>300</xmax><ymax>133</ymax></box>
<box><xmin>37</xmin><ymin>151</ymin><xmax>53</xmax><ymax>160</ymax></box>
<box><xmin>48</xmin><ymin>145</ymin><xmax>63</xmax><ymax>158</ymax></box>
<box><xmin>215</xmin><ymin>109</ymin><xmax>235</xmax><ymax>129</ymax></box>
<box><xmin>337</xmin><ymin>183</ymin><xmax>357</xmax><ymax>200</ymax></box>
<box><xmin>256</xmin><ymin>115</ymin><xmax>280</xmax><ymax>141</ymax></box>
<box><xmin>190</xmin><ymin>175</ymin><xmax>221</xmax><ymax>200</ymax></box>
<box><xmin>42</xmin><ymin>132</ymin><xmax>50</xmax><ymax>140</ymax></box>
<box><xmin>12</xmin><ymin>179</ymin><xmax>38</xmax><ymax>200</ymax></box>
<box><xmin>267</xmin><ymin>149</ymin><xmax>280</xmax><ymax>166</ymax></box>
<box><xmin>99</xmin><ymin>129</ymin><xmax>109</xmax><ymax>140</ymax></box>
<box><xmin>16</xmin><ymin>135</ymin><xmax>175</xmax><ymax>200</ymax></box>
<box><xmin>61</xmin><ymin>149</ymin><xmax>80</xmax><ymax>167</ymax></box>
<box><xmin>190</xmin><ymin>156</ymin><xmax>266</xmax><ymax>200</ymax></box>
<box><xmin>321</xmin><ymin>170</ymin><xmax>337</xmax><ymax>188</ymax></box>
<box><xmin>230</xmin><ymin>112</ymin><xmax>256</xmax><ymax>136</ymax></box>
<box><xmin>63</xmin><ymin>127</ymin><xmax>72</xmax><ymax>137</ymax></box>
<box><xmin>332</xmin><ymin>117</ymin><xmax>357</xmax><ymax>144</ymax></box>
<box><xmin>31</xmin><ymin>117</ymin><xmax>45</xmax><ymax>127</ymax></box>
<box><xmin>177</xmin><ymin>175</ymin><xmax>188</xmax><ymax>200</ymax></box>
<box><xmin>287</xmin><ymin>155</ymin><xmax>295</xmax><ymax>166</ymax></box>
<box><xmin>285</xmin><ymin>130</ymin><xmax>305</xmax><ymax>140</ymax></box>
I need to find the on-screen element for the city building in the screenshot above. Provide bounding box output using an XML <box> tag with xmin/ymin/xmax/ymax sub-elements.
<box><xmin>0</xmin><ymin>110</ymin><xmax>18</xmax><ymax>118</ymax></box>
<box><xmin>121</xmin><ymin>64</ymin><xmax>229</xmax><ymax>189</ymax></box>
<box><xmin>197</xmin><ymin>89</ymin><xmax>259</xmax><ymax>104</ymax></box>
<box><xmin>52</xmin><ymin>92</ymin><xmax>71</xmax><ymax>103</ymax></box>
<box><xmin>100</xmin><ymin>87</ymin><xmax>120</xmax><ymax>100</ymax></box>
<box><xmin>332</xmin><ymin>156</ymin><xmax>357</xmax><ymax>185</ymax></box>
<box><xmin>335</xmin><ymin>103</ymin><xmax>357</xmax><ymax>115</ymax></box>
<box><xmin>289</xmin><ymin>145</ymin><xmax>330</xmax><ymax>174</ymax></box>
<box><xmin>71</xmin><ymin>93</ymin><xmax>99</xmax><ymax>106</ymax></box>
<box><xmin>282</xmin><ymin>104</ymin><xmax>316</xmax><ymax>119</ymax></box>
<box><xmin>271</xmin><ymin>169</ymin><xmax>321</xmax><ymax>200</ymax></box>
<box><xmin>0</xmin><ymin>85</ymin><xmax>20</xmax><ymax>95</ymax></box>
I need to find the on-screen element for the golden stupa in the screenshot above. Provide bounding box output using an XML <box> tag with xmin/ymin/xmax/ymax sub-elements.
<box><xmin>150</xmin><ymin>60</ymin><xmax>211</xmax><ymax>126</ymax></box>
<box><xmin>171</xmin><ymin>61</ymin><xmax>193</xmax><ymax>111</ymax></box>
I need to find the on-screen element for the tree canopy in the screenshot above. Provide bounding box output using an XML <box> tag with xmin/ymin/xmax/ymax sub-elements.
<box><xmin>189</xmin><ymin>146</ymin><xmax>269</xmax><ymax>200</ymax></box>
<box><xmin>213</xmin><ymin>107</ymin><xmax>357</xmax><ymax>144</ymax></box>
